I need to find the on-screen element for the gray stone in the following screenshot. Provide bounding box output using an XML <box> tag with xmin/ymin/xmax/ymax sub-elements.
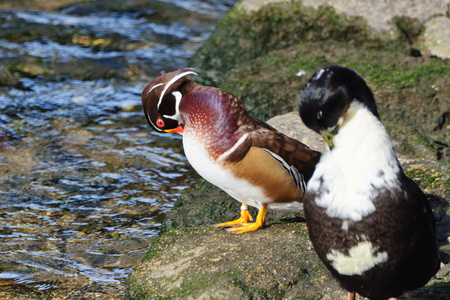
<box><xmin>267</xmin><ymin>112</ymin><xmax>327</xmax><ymax>153</ymax></box>
<box><xmin>422</xmin><ymin>16</ymin><xmax>450</xmax><ymax>59</ymax></box>
<box><xmin>237</xmin><ymin>0</ymin><xmax>285</xmax><ymax>11</ymax></box>
<box><xmin>237</xmin><ymin>0</ymin><xmax>450</xmax><ymax>59</ymax></box>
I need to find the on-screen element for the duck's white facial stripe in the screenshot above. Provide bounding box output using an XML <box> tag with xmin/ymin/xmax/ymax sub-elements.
<box><xmin>158</xmin><ymin>70</ymin><xmax>198</xmax><ymax>109</ymax></box>
<box><xmin>145</xmin><ymin>108</ymin><xmax>163</xmax><ymax>132</ymax></box>
<box><xmin>163</xmin><ymin>91</ymin><xmax>183</xmax><ymax>122</ymax></box>
<box><xmin>143</xmin><ymin>81</ymin><xmax>165</xmax><ymax>132</ymax></box>
<box><xmin>326</xmin><ymin>241</ymin><xmax>388</xmax><ymax>275</ymax></box>
<box><xmin>144</xmin><ymin>83</ymin><xmax>164</xmax><ymax>101</ymax></box>
<box><xmin>144</xmin><ymin>71</ymin><xmax>196</xmax><ymax>131</ymax></box>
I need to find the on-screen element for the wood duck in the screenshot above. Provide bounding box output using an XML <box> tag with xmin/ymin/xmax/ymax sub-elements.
<box><xmin>142</xmin><ymin>69</ymin><xmax>320</xmax><ymax>233</ymax></box>
<box><xmin>298</xmin><ymin>66</ymin><xmax>440</xmax><ymax>299</ymax></box>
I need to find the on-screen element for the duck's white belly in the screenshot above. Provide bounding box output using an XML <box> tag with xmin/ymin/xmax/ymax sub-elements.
<box><xmin>183</xmin><ymin>136</ymin><xmax>268</xmax><ymax>210</ymax></box>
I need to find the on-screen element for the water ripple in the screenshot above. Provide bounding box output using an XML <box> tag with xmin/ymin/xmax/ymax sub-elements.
<box><xmin>0</xmin><ymin>0</ymin><xmax>236</xmax><ymax>297</ymax></box>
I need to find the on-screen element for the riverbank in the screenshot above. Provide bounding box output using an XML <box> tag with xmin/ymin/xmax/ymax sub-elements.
<box><xmin>126</xmin><ymin>0</ymin><xmax>449</xmax><ymax>298</ymax></box>
<box><xmin>126</xmin><ymin>113</ymin><xmax>450</xmax><ymax>299</ymax></box>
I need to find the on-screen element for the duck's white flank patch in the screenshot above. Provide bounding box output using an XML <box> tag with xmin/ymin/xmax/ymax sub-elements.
<box><xmin>217</xmin><ymin>133</ymin><xmax>249</xmax><ymax>161</ymax></box>
<box><xmin>307</xmin><ymin>102</ymin><xmax>400</xmax><ymax>221</ymax></box>
<box><xmin>158</xmin><ymin>70</ymin><xmax>197</xmax><ymax>109</ymax></box>
<box><xmin>183</xmin><ymin>133</ymin><xmax>267</xmax><ymax>210</ymax></box>
<box><xmin>341</xmin><ymin>220</ymin><xmax>350</xmax><ymax>231</ymax></box>
<box><xmin>326</xmin><ymin>241</ymin><xmax>388</xmax><ymax>275</ymax></box>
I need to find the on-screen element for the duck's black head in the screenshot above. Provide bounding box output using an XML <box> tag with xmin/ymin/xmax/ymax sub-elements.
<box><xmin>141</xmin><ymin>68</ymin><xmax>197</xmax><ymax>134</ymax></box>
<box><xmin>298</xmin><ymin>66</ymin><xmax>379</xmax><ymax>148</ymax></box>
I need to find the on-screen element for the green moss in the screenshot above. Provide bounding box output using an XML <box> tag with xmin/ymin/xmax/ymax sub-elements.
<box><xmin>190</xmin><ymin>1</ymin><xmax>380</xmax><ymax>86</ymax></box>
<box><xmin>404</xmin><ymin>277</ymin><xmax>450</xmax><ymax>299</ymax></box>
<box><xmin>125</xmin><ymin>281</ymin><xmax>156</xmax><ymax>300</ymax></box>
<box><xmin>404</xmin><ymin>166</ymin><xmax>449</xmax><ymax>194</ymax></box>
<box><xmin>287</xmin><ymin>55</ymin><xmax>327</xmax><ymax>75</ymax></box>
<box><xmin>391</xmin><ymin>16</ymin><xmax>424</xmax><ymax>45</ymax></box>
<box><xmin>142</xmin><ymin>236</ymin><xmax>164</xmax><ymax>262</ymax></box>
<box><xmin>344</xmin><ymin>58</ymin><xmax>449</xmax><ymax>89</ymax></box>
<box><xmin>188</xmin><ymin>0</ymin><xmax>449</xmax><ymax>145</ymax></box>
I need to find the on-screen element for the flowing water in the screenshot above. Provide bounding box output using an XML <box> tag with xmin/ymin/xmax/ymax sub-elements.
<box><xmin>0</xmin><ymin>1</ymin><xmax>236</xmax><ymax>298</ymax></box>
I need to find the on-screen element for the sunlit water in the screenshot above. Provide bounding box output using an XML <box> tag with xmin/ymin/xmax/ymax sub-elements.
<box><xmin>0</xmin><ymin>1</ymin><xmax>236</xmax><ymax>298</ymax></box>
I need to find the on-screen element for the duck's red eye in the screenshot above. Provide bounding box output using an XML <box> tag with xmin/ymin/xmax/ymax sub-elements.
<box><xmin>156</xmin><ymin>119</ymin><xmax>165</xmax><ymax>127</ymax></box>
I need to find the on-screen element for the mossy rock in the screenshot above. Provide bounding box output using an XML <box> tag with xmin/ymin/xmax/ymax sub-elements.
<box><xmin>162</xmin><ymin>179</ymin><xmax>305</xmax><ymax>232</ymax></box>
<box><xmin>126</xmin><ymin>224</ymin><xmax>346</xmax><ymax>300</ymax></box>
<box><xmin>189</xmin><ymin>0</ymin><xmax>449</xmax><ymax>147</ymax></box>
<box><xmin>126</xmin><ymin>224</ymin><xmax>449</xmax><ymax>300</ymax></box>
<box><xmin>190</xmin><ymin>1</ymin><xmax>385</xmax><ymax>81</ymax></box>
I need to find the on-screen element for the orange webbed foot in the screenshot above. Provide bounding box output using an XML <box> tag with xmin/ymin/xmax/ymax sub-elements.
<box><xmin>227</xmin><ymin>204</ymin><xmax>267</xmax><ymax>234</ymax></box>
<box><xmin>214</xmin><ymin>204</ymin><xmax>253</xmax><ymax>228</ymax></box>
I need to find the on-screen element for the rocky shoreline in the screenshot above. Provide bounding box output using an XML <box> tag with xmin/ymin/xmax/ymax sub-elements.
<box><xmin>239</xmin><ymin>0</ymin><xmax>450</xmax><ymax>59</ymax></box>
<box><xmin>126</xmin><ymin>0</ymin><xmax>449</xmax><ymax>299</ymax></box>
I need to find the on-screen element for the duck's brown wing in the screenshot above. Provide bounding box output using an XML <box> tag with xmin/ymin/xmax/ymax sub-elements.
<box><xmin>247</xmin><ymin>126</ymin><xmax>320</xmax><ymax>182</ymax></box>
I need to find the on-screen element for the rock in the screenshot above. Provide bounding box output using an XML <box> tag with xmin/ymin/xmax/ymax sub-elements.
<box><xmin>237</xmin><ymin>0</ymin><xmax>285</xmax><ymax>11</ymax></box>
<box><xmin>267</xmin><ymin>112</ymin><xmax>327</xmax><ymax>153</ymax></box>
<box><xmin>126</xmin><ymin>225</ymin><xmax>347</xmax><ymax>299</ymax></box>
<box><xmin>236</xmin><ymin>0</ymin><xmax>450</xmax><ymax>59</ymax></box>
<box><xmin>301</xmin><ymin>0</ymin><xmax>447</xmax><ymax>35</ymax></box>
<box><xmin>238</xmin><ymin>0</ymin><xmax>447</xmax><ymax>33</ymax></box>
<box><xmin>127</xmin><ymin>219</ymin><xmax>450</xmax><ymax>299</ymax></box>
<box><xmin>422</xmin><ymin>16</ymin><xmax>450</xmax><ymax>59</ymax></box>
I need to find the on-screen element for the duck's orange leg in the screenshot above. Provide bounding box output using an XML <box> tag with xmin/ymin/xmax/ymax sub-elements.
<box><xmin>214</xmin><ymin>204</ymin><xmax>253</xmax><ymax>227</ymax></box>
<box><xmin>227</xmin><ymin>204</ymin><xmax>267</xmax><ymax>234</ymax></box>
<box><xmin>348</xmin><ymin>292</ymin><xmax>355</xmax><ymax>300</ymax></box>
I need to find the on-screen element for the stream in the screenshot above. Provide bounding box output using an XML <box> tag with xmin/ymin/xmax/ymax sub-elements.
<box><xmin>0</xmin><ymin>0</ymin><xmax>236</xmax><ymax>298</ymax></box>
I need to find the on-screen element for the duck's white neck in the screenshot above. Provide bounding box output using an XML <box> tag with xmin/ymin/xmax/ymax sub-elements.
<box><xmin>309</xmin><ymin>102</ymin><xmax>400</xmax><ymax>221</ymax></box>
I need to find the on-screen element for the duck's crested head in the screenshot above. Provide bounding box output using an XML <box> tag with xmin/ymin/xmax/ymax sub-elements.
<box><xmin>142</xmin><ymin>68</ymin><xmax>197</xmax><ymax>133</ymax></box>
<box><xmin>298</xmin><ymin>66</ymin><xmax>379</xmax><ymax>148</ymax></box>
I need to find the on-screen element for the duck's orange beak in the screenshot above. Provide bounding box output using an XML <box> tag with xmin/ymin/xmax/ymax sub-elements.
<box><xmin>164</xmin><ymin>125</ymin><xmax>184</xmax><ymax>135</ymax></box>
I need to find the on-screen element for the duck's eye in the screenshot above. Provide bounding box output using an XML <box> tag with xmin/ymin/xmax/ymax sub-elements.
<box><xmin>317</xmin><ymin>110</ymin><xmax>323</xmax><ymax>120</ymax></box>
<box><xmin>156</xmin><ymin>119</ymin><xmax>165</xmax><ymax>127</ymax></box>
